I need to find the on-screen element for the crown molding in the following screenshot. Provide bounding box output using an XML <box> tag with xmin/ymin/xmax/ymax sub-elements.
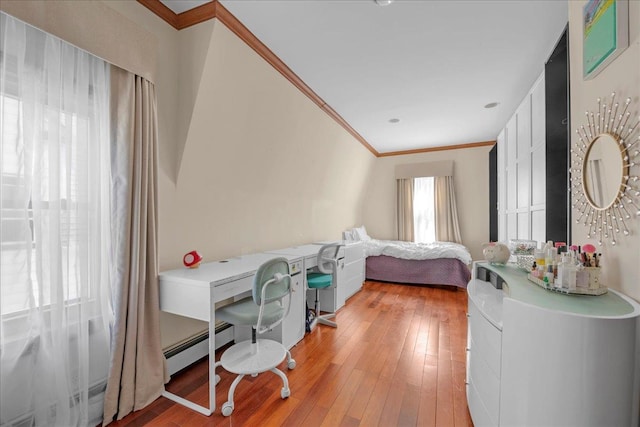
<box><xmin>177</xmin><ymin>1</ymin><xmax>218</xmax><ymax>30</ymax></box>
<box><xmin>137</xmin><ymin>0</ymin><xmax>179</xmax><ymax>29</ymax></box>
<box><xmin>137</xmin><ymin>0</ymin><xmax>378</xmax><ymax>156</ymax></box>
<box><xmin>136</xmin><ymin>0</ymin><xmax>218</xmax><ymax>29</ymax></box>
<box><xmin>378</xmin><ymin>140</ymin><xmax>496</xmax><ymax>157</ymax></box>
<box><xmin>136</xmin><ymin>0</ymin><xmax>491</xmax><ymax>158</ymax></box>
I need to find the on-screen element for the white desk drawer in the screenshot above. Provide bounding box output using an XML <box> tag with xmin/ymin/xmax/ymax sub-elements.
<box><xmin>160</xmin><ymin>279</ymin><xmax>210</xmax><ymax>322</ymax></box>
<box><xmin>468</xmin><ymin>299</ymin><xmax>502</xmax><ymax>378</ymax></box>
<box><xmin>467</xmin><ymin>378</ymin><xmax>498</xmax><ymax>427</ymax></box>
<box><xmin>343</xmin><ymin>276</ymin><xmax>363</xmax><ymax>300</ymax></box>
<box><xmin>468</xmin><ymin>345</ymin><xmax>500</xmax><ymax>424</ymax></box>
<box><xmin>215</xmin><ymin>275</ymin><xmax>253</xmax><ymax>302</ymax></box>
<box><xmin>343</xmin><ymin>242</ymin><xmax>364</xmax><ymax>263</ymax></box>
<box><xmin>343</xmin><ymin>258</ymin><xmax>364</xmax><ymax>281</ymax></box>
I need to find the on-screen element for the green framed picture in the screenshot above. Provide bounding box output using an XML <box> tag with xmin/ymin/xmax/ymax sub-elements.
<box><xmin>583</xmin><ymin>0</ymin><xmax>629</xmax><ymax>80</ymax></box>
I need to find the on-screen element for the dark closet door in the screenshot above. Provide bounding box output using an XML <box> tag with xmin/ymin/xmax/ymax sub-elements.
<box><xmin>545</xmin><ymin>27</ymin><xmax>570</xmax><ymax>244</ymax></box>
<box><xmin>489</xmin><ymin>144</ymin><xmax>498</xmax><ymax>242</ymax></box>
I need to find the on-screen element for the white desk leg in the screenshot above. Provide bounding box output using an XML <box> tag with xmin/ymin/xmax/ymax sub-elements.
<box><xmin>161</xmin><ymin>291</ymin><xmax>216</xmax><ymax>416</ymax></box>
<box><xmin>209</xmin><ymin>298</ymin><xmax>216</xmax><ymax>413</ymax></box>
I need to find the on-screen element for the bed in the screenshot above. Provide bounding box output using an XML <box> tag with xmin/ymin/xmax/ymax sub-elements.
<box><xmin>344</xmin><ymin>226</ymin><xmax>472</xmax><ymax>289</ymax></box>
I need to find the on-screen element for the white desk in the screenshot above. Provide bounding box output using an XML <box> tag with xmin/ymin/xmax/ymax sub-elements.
<box><xmin>266</xmin><ymin>243</ymin><xmax>348</xmax><ymax>267</ymax></box>
<box><xmin>158</xmin><ymin>253</ymin><xmax>303</xmax><ymax>416</ymax></box>
<box><xmin>266</xmin><ymin>244</ymin><xmax>345</xmax><ymax>312</ymax></box>
<box><xmin>266</xmin><ymin>242</ymin><xmax>365</xmax><ymax>312</ymax></box>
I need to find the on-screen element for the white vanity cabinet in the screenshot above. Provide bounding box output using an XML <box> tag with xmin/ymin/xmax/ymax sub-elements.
<box><xmin>467</xmin><ymin>262</ymin><xmax>640</xmax><ymax>427</ymax></box>
<box><xmin>467</xmin><ymin>282</ymin><xmax>503</xmax><ymax>426</ymax></box>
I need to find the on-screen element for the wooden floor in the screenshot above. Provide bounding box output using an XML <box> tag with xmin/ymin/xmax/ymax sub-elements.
<box><xmin>109</xmin><ymin>281</ymin><xmax>473</xmax><ymax>427</ymax></box>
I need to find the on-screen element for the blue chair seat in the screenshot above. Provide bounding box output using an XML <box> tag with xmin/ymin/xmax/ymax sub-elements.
<box><xmin>307</xmin><ymin>272</ymin><xmax>332</xmax><ymax>289</ymax></box>
<box><xmin>217</xmin><ymin>298</ymin><xmax>285</xmax><ymax>326</ymax></box>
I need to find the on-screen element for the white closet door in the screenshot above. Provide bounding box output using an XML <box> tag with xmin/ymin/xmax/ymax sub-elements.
<box><xmin>516</xmin><ymin>99</ymin><xmax>531</xmax><ymax>210</ymax></box>
<box><xmin>497</xmin><ymin>130</ymin><xmax>507</xmax><ymax>242</ymax></box>
<box><xmin>497</xmin><ymin>71</ymin><xmax>545</xmax><ymax>243</ymax></box>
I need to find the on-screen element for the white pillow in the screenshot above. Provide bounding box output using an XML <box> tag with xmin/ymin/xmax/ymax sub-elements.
<box><xmin>354</xmin><ymin>225</ymin><xmax>371</xmax><ymax>241</ymax></box>
<box><xmin>342</xmin><ymin>229</ymin><xmax>355</xmax><ymax>241</ymax></box>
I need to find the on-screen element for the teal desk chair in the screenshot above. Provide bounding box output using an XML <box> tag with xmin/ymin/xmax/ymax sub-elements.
<box><xmin>306</xmin><ymin>243</ymin><xmax>341</xmax><ymax>330</ymax></box>
<box><xmin>214</xmin><ymin>257</ymin><xmax>296</xmax><ymax>417</ymax></box>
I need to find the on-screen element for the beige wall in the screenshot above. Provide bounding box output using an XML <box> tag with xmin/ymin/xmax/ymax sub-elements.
<box><xmin>1</xmin><ymin>1</ymin><xmax>377</xmax><ymax>348</ymax></box>
<box><xmin>117</xmin><ymin>4</ymin><xmax>377</xmax><ymax>347</ymax></box>
<box><xmin>166</xmin><ymin>21</ymin><xmax>375</xmax><ymax>265</ymax></box>
<box><xmin>1</xmin><ymin>0</ymin><xmax>494</xmax><ymax>348</ymax></box>
<box><xmin>569</xmin><ymin>0</ymin><xmax>640</xmax><ymax>302</ymax></box>
<box><xmin>362</xmin><ymin>146</ymin><xmax>493</xmax><ymax>261</ymax></box>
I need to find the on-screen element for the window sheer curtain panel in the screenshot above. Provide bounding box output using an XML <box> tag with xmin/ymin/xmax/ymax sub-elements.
<box><xmin>102</xmin><ymin>66</ymin><xmax>167</xmax><ymax>425</ymax></box>
<box><xmin>396</xmin><ymin>178</ymin><xmax>414</xmax><ymax>241</ymax></box>
<box><xmin>413</xmin><ymin>177</ymin><xmax>436</xmax><ymax>243</ymax></box>
<box><xmin>1</xmin><ymin>13</ymin><xmax>113</xmax><ymax>427</ymax></box>
<box><xmin>435</xmin><ymin>175</ymin><xmax>463</xmax><ymax>244</ymax></box>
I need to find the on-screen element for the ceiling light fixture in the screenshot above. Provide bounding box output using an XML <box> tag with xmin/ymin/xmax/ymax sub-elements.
<box><xmin>389</xmin><ymin>118</ymin><xmax>400</xmax><ymax>123</ymax></box>
<box><xmin>484</xmin><ymin>102</ymin><xmax>499</xmax><ymax>109</ymax></box>
<box><xmin>375</xmin><ymin>0</ymin><xmax>394</xmax><ymax>6</ymax></box>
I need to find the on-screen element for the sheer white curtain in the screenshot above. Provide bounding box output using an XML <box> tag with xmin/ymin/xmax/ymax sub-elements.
<box><xmin>1</xmin><ymin>12</ymin><xmax>113</xmax><ymax>426</ymax></box>
<box><xmin>413</xmin><ymin>177</ymin><xmax>436</xmax><ymax>243</ymax></box>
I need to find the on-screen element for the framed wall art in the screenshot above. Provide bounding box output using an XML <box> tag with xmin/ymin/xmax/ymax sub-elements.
<box><xmin>582</xmin><ymin>0</ymin><xmax>629</xmax><ymax>80</ymax></box>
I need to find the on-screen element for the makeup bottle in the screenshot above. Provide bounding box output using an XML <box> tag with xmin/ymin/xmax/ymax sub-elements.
<box><xmin>545</xmin><ymin>265</ymin><xmax>554</xmax><ymax>285</ymax></box>
<box><xmin>566</xmin><ymin>261</ymin><xmax>577</xmax><ymax>290</ymax></box>
<box><xmin>556</xmin><ymin>253</ymin><xmax>567</xmax><ymax>288</ymax></box>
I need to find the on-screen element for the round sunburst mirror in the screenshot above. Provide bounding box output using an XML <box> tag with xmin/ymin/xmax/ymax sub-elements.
<box><xmin>572</xmin><ymin>93</ymin><xmax>640</xmax><ymax>245</ymax></box>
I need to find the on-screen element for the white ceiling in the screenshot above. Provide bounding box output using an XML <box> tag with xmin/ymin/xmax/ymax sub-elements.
<box><xmin>160</xmin><ymin>0</ymin><xmax>568</xmax><ymax>153</ymax></box>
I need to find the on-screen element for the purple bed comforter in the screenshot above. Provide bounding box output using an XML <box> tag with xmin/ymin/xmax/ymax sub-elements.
<box><xmin>365</xmin><ymin>255</ymin><xmax>471</xmax><ymax>288</ymax></box>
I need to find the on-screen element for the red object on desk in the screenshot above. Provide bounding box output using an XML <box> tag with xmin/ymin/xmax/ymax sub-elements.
<box><xmin>183</xmin><ymin>251</ymin><xmax>203</xmax><ymax>268</ymax></box>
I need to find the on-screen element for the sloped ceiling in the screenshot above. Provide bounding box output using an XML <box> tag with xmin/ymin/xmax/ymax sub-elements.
<box><xmin>159</xmin><ymin>0</ymin><xmax>568</xmax><ymax>154</ymax></box>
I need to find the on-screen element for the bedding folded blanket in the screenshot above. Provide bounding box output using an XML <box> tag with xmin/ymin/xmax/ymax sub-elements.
<box><xmin>363</xmin><ymin>239</ymin><xmax>472</xmax><ymax>265</ymax></box>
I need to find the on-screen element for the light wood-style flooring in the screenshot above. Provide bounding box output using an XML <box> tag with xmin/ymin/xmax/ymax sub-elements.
<box><xmin>109</xmin><ymin>281</ymin><xmax>473</xmax><ymax>426</ymax></box>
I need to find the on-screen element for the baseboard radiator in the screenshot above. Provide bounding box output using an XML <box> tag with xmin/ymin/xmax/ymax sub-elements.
<box><xmin>0</xmin><ymin>319</ymin><xmax>109</xmax><ymax>427</ymax></box>
<box><xmin>164</xmin><ymin>324</ymin><xmax>234</xmax><ymax>376</ymax></box>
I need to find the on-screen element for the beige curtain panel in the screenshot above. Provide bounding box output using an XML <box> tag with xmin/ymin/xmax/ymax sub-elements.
<box><xmin>103</xmin><ymin>66</ymin><xmax>168</xmax><ymax>425</ymax></box>
<box><xmin>396</xmin><ymin>178</ymin><xmax>415</xmax><ymax>241</ymax></box>
<box><xmin>435</xmin><ymin>175</ymin><xmax>463</xmax><ymax>244</ymax></box>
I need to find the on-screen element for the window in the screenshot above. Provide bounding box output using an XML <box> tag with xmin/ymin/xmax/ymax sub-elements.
<box><xmin>413</xmin><ymin>176</ymin><xmax>435</xmax><ymax>243</ymax></box>
<box><xmin>1</xmin><ymin>94</ymin><xmax>90</xmax><ymax>312</ymax></box>
<box><xmin>0</xmin><ymin>17</ymin><xmax>112</xmax><ymax>315</ymax></box>
<box><xmin>1</xmin><ymin>13</ymin><xmax>115</xmax><ymax>426</ymax></box>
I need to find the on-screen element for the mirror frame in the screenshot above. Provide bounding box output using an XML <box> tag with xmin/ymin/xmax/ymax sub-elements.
<box><xmin>572</xmin><ymin>93</ymin><xmax>639</xmax><ymax>245</ymax></box>
<box><xmin>581</xmin><ymin>132</ymin><xmax>627</xmax><ymax>210</ymax></box>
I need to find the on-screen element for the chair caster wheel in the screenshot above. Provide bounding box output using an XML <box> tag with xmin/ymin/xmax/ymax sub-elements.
<box><xmin>221</xmin><ymin>402</ymin><xmax>234</xmax><ymax>417</ymax></box>
<box><xmin>281</xmin><ymin>387</ymin><xmax>290</xmax><ymax>399</ymax></box>
<box><xmin>287</xmin><ymin>359</ymin><xmax>296</xmax><ymax>370</ymax></box>
<box><xmin>215</xmin><ymin>374</ymin><xmax>221</xmax><ymax>384</ymax></box>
